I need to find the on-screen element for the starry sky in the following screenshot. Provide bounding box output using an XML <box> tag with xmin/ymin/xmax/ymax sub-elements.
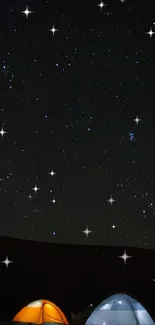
<box><xmin>1</xmin><ymin>0</ymin><xmax>155</xmax><ymax>248</ymax></box>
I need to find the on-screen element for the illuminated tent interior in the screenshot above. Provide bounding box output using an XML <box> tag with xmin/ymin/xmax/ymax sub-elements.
<box><xmin>12</xmin><ymin>300</ymin><xmax>69</xmax><ymax>325</ymax></box>
<box><xmin>85</xmin><ymin>293</ymin><xmax>155</xmax><ymax>325</ymax></box>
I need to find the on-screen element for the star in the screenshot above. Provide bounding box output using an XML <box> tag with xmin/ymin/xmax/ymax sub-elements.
<box><xmin>32</xmin><ymin>185</ymin><xmax>39</xmax><ymax>193</ymax></box>
<box><xmin>146</xmin><ymin>28</ymin><xmax>155</xmax><ymax>38</ymax></box>
<box><xmin>28</xmin><ymin>194</ymin><xmax>33</xmax><ymax>199</ymax></box>
<box><xmin>134</xmin><ymin>116</ymin><xmax>141</xmax><ymax>125</ymax></box>
<box><xmin>0</xmin><ymin>128</ymin><xmax>7</xmax><ymax>137</ymax></box>
<box><xmin>1</xmin><ymin>256</ymin><xmax>13</xmax><ymax>268</ymax></box>
<box><xmin>98</xmin><ymin>2</ymin><xmax>106</xmax><ymax>9</ymax></box>
<box><xmin>112</xmin><ymin>224</ymin><xmax>116</xmax><ymax>229</ymax></box>
<box><xmin>107</xmin><ymin>196</ymin><xmax>116</xmax><ymax>205</ymax></box>
<box><xmin>118</xmin><ymin>250</ymin><xmax>132</xmax><ymax>265</ymax></box>
<box><xmin>52</xmin><ymin>199</ymin><xmax>56</xmax><ymax>204</ymax></box>
<box><xmin>120</xmin><ymin>0</ymin><xmax>126</xmax><ymax>3</ymax></box>
<box><xmin>82</xmin><ymin>226</ymin><xmax>92</xmax><ymax>237</ymax></box>
<box><xmin>49</xmin><ymin>26</ymin><xmax>58</xmax><ymax>35</ymax></box>
<box><xmin>49</xmin><ymin>170</ymin><xmax>56</xmax><ymax>177</ymax></box>
<box><xmin>129</xmin><ymin>132</ymin><xmax>135</xmax><ymax>141</ymax></box>
<box><xmin>21</xmin><ymin>6</ymin><xmax>33</xmax><ymax>18</ymax></box>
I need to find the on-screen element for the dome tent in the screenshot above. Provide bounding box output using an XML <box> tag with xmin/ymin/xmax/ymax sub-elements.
<box><xmin>85</xmin><ymin>293</ymin><xmax>155</xmax><ymax>325</ymax></box>
<box><xmin>13</xmin><ymin>299</ymin><xmax>69</xmax><ymax>325</ymax></box>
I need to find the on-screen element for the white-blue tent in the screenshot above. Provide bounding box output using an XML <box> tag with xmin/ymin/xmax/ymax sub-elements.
<box><xmin>85</xmin><ymin>293</ymin><xmax>155</xmax><ymax>325</ymax></box>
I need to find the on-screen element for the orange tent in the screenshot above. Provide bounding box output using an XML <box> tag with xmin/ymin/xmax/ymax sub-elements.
<box><xmin>13</xmin><ymin>300</ymin><xmax>69</xmax><ymax>325</ymax></box>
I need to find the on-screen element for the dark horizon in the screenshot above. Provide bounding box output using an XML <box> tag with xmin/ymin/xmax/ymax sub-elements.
<box><xmin>0</xmin><ymin>235</ymin><xmax>155</xmax><ymax>322</ymax></box>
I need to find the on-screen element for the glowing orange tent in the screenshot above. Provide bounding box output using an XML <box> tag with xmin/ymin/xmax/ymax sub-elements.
<box><xmin>13</xmin><ymin>300</ymin><xmax>69</xmax><ymax>325</ymax></box>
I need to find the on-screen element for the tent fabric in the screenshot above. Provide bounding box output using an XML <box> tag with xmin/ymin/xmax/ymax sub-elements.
<box><xmin>13</xmin><ymin>300</ymin><xmax>69</xmax><ymax>325</ymax></box>
<box><xmin>13</xmin><ymin>322</ymin><xmax>66</xmax><ymax>325</ymax></box>
<box><xmin>85</xmin><ymin>294</ymin><xmax>155</xmax><ymax>325</ymax></box>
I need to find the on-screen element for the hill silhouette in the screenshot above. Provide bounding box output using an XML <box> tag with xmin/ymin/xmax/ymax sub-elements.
<box><xmin>0</xmin><ymin>236</ymin><xmax>155</xmax><ymax>324</ymax></box>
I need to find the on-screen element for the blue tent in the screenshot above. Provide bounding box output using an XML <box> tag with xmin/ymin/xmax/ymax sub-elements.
<box><xmin>85</xmin><ymin>293</ymin><xmax>155</xmax><ymax>325</ymax></box>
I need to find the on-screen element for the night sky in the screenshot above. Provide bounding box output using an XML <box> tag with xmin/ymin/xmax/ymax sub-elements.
<box><xmin>1</xmin><ymin>0</ymin><xmax>155</xmax><ymax>248</ymax></box>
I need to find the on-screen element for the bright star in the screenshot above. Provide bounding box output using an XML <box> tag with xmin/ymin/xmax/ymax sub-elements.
<box><xmin>146</xmin><ymin>28</ymin><xmax>155</xmax><ymax>38</ymax></box>
<box><xmin>118</xmin><ymin>250</ymin><xmax>132</xmax><ymax>265</ymax></box>
<box><xmin>52</xmin><ymin>199</ymin><xmax>56</xmax><ymax>204</ymax></box>
<box><xmin>82</xmin><ymin>226</ymin><xmax>92</xmax><ymax>237</ymax></box>
<box><xmin>98</xmin><ymin>2</ymin><xmax>106</xmax><ymax>9</ymax></box>
<box><xmin>49</xmin><ymin>26</ymin><xmax>58</xmax><ymax>35</ymax></box>
<box><xmin>32</xmin><ymin>185</ymin><xmax>39</xmax><ymax>193</ymax></box>
<box><xmin>49</xmin><ymin>170</ymin><xmax>55</xmax><ymax>177</ymax></box>
<box><xmin>134</xmin><ymin>116</ymin><xmax>141</xmax><ymax>125</ymax></box>
<box><xmin>112</xmin><ymin>224</ymin><xmax>116</xmax><ymax>229</ymax></box>
<box><xmin>21</xmin><ymin>6</ymin><xmax>33</xmax><ymax>18</ymax></box>
<box><xmin>0</xmin><ymin>128</ymin><xmax>7</xmax><ymax>137</ymax></box>
<box><xmin>107</xmin><ymin>196</ymin><xmax>116</xmax><ymax>205</ymax></box>
<box><xmin>1</xmin><ymin>256</ymin><xmax>13</xmax><ymax>268</ymax></box>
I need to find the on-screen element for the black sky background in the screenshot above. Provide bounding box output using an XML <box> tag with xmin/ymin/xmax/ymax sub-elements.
<box><xmin>1</xmin><ymin>0</ymin><xmax>155</xmax><ymax>247</ymax></box>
